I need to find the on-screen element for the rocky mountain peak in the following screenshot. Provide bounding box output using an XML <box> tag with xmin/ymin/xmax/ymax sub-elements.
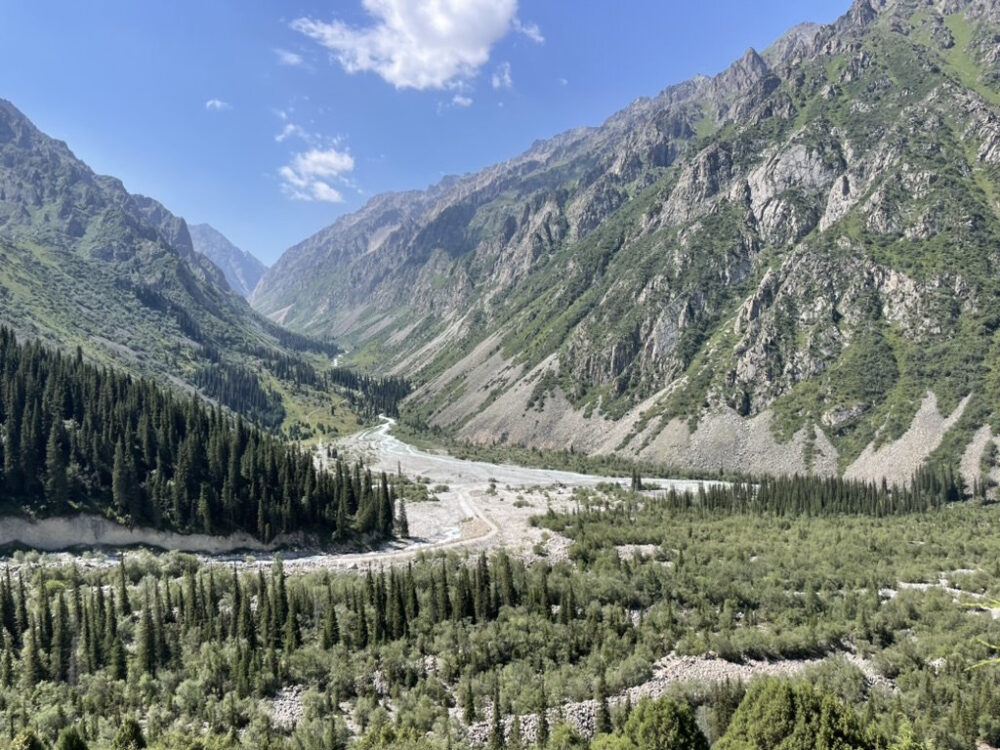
<box><xmin>714</xmin><ymin>47</ymin><xmax>772</xmax><ymax>97</ymax></box>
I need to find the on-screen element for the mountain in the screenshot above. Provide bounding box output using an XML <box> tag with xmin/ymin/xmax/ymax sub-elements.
<box><xmin>0</xmin><ymin>98</ymin><xmax>334</xmax><ymax>430</ymax></box>
<box><xmin>253</xmin><ymin>0</ymin><xmax>1000</xmax><ymax>484</ymax></box>
<box><xmin>189</xmin><ymin>222</ymin><xmax>267</xmax><ymax>298</ymax></box>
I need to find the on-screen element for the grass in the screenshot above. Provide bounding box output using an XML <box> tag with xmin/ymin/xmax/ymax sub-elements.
<box><xmin>942</xmin><ymin>14</ymin><xmax>1000</xmax><ymax>106</ymax></box>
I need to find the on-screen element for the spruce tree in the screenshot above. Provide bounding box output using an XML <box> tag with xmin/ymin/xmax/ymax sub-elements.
<box><xmin>489</xmin><ymin>681</ymin><xmax>505</xmax><ymax>750</ymax></box>
<box><xmin>51</xmin><ymin>592</ymin><xmax>72</xmax><ymax>683</ymax></box>
<box><xmin>20</xmin><ymin>620</ymin><xmax>43</xmax><ymax>689</ymax></box>
<box><xmin>44</xmin><ymin>418</ymin><xmax>69</xmax><ymax>509</ymax></box>
<box><xmin>396</xmin><ymin>497</ymin><xmax>409</xmax><ymax>538</ymax></box>
<box><xmin>134</xmin><ymin>591</ymin><xmax>156</xmax><ymax>678</ymax></box>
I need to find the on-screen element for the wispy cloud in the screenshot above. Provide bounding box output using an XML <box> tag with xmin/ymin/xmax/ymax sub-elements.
<box><xmin>204</xmin><ymin>98</ymin><xmax>232</xmax><ymax>112</ymax></box>
<box><xmin>512</xmin><ymin>17</ymin><xmax>544</xmax><ymax>44</ymax></box>
<box><xmin>491</xmin><ymin>62</ymin><xmax>513</xmax><ymax>90</ymax></box>
<box><xmin>275</xmin><ymin>122</ymin><xmax>310</xmax><ymax>143</ymax></box>
<box><xmin>291</xmin><ymin>0</ymin><xmax>518</xmax><ymax>90</ymax></box>
<box><xmin>279</xmin><ymin>147</ymin><xmax>355</xmax><ymax>203</ymax></box>
<box><xmin>452</xmin><ymin>94</ymin><xmax>473</xmax><ymax>107</ymax></box>
<box><xmin>275</xmin><ymin>48</ymin><xmax>304</xmax><ymax>66</ymax></box>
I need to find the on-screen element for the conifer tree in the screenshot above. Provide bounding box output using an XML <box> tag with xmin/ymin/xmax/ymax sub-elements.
<box><xmin>396</xmin><ymin>497</ymin><xmax>409</xmax><ymax>538</ymax></box>
<box><xmin>20</xmin><ymin>619</ymin><xmax>43</xmax><ymax>689</ymax></box>
<box><xmin>117</xmin><ymin>559</ymin><xmax>131</xmax><ymax>617</ymax></box>
<box><xmin>44</xmin><ymin>418</ymin><xmax>69</xmax><ymax>509</ymax></box>
<box><xmin>134</xmin><ymin>591</ymin><xmax>156</xmax><ymax>678</ymax></box>
<box><xmin>51</xmin><ymin>592</ymin><xmax>71</xmax><ymax>683</ymax></box>
<box><xmin>489</xmin><ymin>681</ymin><xmax>505</xmax><ymax>750</ymax></box>
<box><xmin>462</xmin><ymin>678</ymin><xmax>476</xmax><ymax>724</ymax></box>
<box><xmin>322</xmin><ymin>594</ymin><xmax>340</xmax><ymax>649</ymax></box>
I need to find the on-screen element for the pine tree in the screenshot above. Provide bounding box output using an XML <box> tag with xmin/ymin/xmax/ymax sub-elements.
<box><xmin>198</xmin><ymin>484</ymin><xmax>212</xmax><ymax>534</ymax></box>
<box><xmin>284</xmin><ymin>593</ymin><xmax>301</xmax><ymax>653</ymax></box>
<box><xmin>489</xmin><ymin>681</ymin><xmax>505</xmax><ymax>750</ymax></box>
<box><xmin>117</xmin><ymin>558</ymin><xmax>131</xmax><ymax>617</ymax></box>
<box><xmin>0</xmin><ymin>632</ymin><xmax>12</xmax><ymax>687</ymax></box>
<box><xmin>594</xmin><ymin>672</ymin><xmax>611</xmax><ymax>735</ymax></box>
<box><xmin>112</xmin><ymin>439</ymin><xmax>137</xmax><ymax>518</ymax></box>
<box><xmin>537</xmin><ymin>685</ymin><xmax>549</xmax><ymax>749</ymax></box>
<box><xmin>396</xmin><ymin>497</ymin><xmax>409</xmax><ymax>538</ymax></box>
<box><xmin>134</xmin><ymin>590</ymin><xmax>156</xmax><ymax>678</ymax></box>
<box><xmin>20</xmin><ymin>620</ymin><xmax>43</xmax><ymax>689</ymax></box>
<box><xmin>51</xmin><ymin>592</ymin><xmax>72</xmax><ymax>683</ymax></box>
<box><xmin>110</xmin><ymin>633</ymin><xmax>127</xmax><ymax>680</ymax></box>
<box><xmin>44</xmin><ymin>418</ymin><xmax>69</xmax><ymax>509</ymax></box>
<box><xmin>322</xmin><ymin>595</ymin><xmax>340</xmax><ymax>649</ymax></box>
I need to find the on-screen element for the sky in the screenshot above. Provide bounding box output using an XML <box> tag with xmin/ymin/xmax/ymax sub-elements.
<box><xmin>0</xmin><ymin>1</ymin><xmax>851</xmax><ymax>266</ymax></box>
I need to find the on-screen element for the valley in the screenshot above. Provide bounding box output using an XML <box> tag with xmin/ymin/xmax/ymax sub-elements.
<box><xmin>2</xmin><ymin>0</ymin><xmax>1000</xmax><ymax>748</ymax></box>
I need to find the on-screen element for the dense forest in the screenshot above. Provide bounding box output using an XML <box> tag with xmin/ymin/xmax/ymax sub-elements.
<box><xmin>326</xmin><ymin>369</ymin><xmax>412</xmax><ymax>420</ymax></box>
<box><xmin>193</xmin><ymin>362</ymin><xmax>286</xmax><ymax>431</ymax></box>
<box><xmin>2</xmin><ymin>481</ymin><xmax>1000</xmax><ymax>748</ymax></box>
<box><xmin>0</xmin><ymin>327</ymin><xmax>401</xmax><ymax>543</ymax></box>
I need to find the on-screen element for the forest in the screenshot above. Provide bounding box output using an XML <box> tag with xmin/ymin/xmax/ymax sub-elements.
<box><xmin>1</xmin><ymin>476</ymin><xmax>1000</xmax><ymax>749</ymax></box>
<box><xmin>0</xmin><ymin>327</ymin><xmax>401</xmax><ymax>543</ymax></box>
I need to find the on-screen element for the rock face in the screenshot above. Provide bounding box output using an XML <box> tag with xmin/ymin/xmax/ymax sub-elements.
<box><xmin>253</xmin><ymin>0</ymin><xmax>1000</xmax><ymax>480</ymax></box>
<box><xmin>189</xmin><ymin>223</ymin><xmax>267</xmax><ymax>298</ymax></box>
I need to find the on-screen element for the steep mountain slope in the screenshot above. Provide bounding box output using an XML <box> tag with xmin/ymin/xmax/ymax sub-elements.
<box><xmin>0</xmin><ymin>99</ymin><xmax>335</xmax><ymax>429</ymax></box>
<box><xmin>253</xmin><ymin>0</ymin><xmax>1000</xmax><ymax>483</ymax></box>
<box><xmin>189</xmin><ymin>223</ymin><xmax>267</xmax><ymax>298</ymax></box>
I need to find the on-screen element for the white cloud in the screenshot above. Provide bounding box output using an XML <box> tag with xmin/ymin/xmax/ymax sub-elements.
<box><xmin>558</xmin><ymin>77</ymin><xmax>568</xmax><ymax>86</ymax></box>
<box><xmin>309</xmin><ymin>181</ymin><xmax>344</xmax><ymax>202</ymax></box>
<box><xmin>452</xmin><ymin>94</ymin><xmax>473</xmax><ymax>107</ymax></box>
<box><xmin>491</xmin><ymin>61</ymin><xmax>512</xmax><ymax>90</ymax></box>
<box><xmin>291</xmin><ymin>0</ymin><xmax>518</xmax><ymax>90</ymax></box>
<box><xmin>280</xmin><ymin>147</ymin><xmax>355</xmax><ymax>203</ymax></box>
<box><xmin>275</xmin><ymin>122</ymin><xmax>310</xmax><ymax>143</ymax></box>
<box><xmin>512</xmin><ymin>17</ymin><xmax>544</xmax><ymax>44</ymax></box>
<box><xmin>205</xmin><ymin>99</ymin><xmax>232</xmax><ymax>111</ymax></box>
<box><xmin>275</xmin><ymin>48</ymin><xmax>305</xmax><ymax>66</ymax></box>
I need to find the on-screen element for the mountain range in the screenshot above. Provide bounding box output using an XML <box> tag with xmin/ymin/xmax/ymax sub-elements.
<box><xmin>0</xmin><ymin>98</ymin><xmax>334</xmax><ymax>430</ymax></box>
<box><xmin>189</xmin><ymin>222</ymin><xmax>267</xmax><ymax>299</ymax></box>
<box><xmin>251</xmin><ymin>0</ymin><xmax>1000</xmax><ymax>485</ymax></box>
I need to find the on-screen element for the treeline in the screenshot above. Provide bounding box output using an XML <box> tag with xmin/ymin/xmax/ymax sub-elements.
<box><xmin>193</xmin><ymin>362</ymin><xmax>286</xmax><ymax>429</ymax></box>
<box><xmin>0</xmin><ymin>326</ymin><xmax>401</xmax><ymax>541</ymax></box>
<box><xmin>258</xmin><ymin>318</ymin><xmax>340</xmax><ymax>357</ymax></box>
<box><xmin>246</xmin><ymin>346</ymin><xmax>322</xmax><ymax>388</ymax></box>
<box><xmin>653</xmin><ymin>464</ymin><xmax>963</xmax><ymax>518</ymax></box>
<box><xmin>327</xmin><ymin>368</ymin><xmax>412</xmax><ymax>419</ymax></box>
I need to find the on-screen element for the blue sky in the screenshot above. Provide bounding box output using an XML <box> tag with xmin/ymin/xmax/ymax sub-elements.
<box><xmin>0</xmin><ymin>1</ymin><xmax>851</xmax><ymax>265</ymax></box>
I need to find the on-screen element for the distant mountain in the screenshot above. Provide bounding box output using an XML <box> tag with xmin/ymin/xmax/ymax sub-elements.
<box><xmin>253</xmin><ymin>0</ymin><xmax>1000</xmax><ymax>484</ymax></box>
<box><xmin>0</xmin><ymin>98</ymin><xmax>334</xmax><ymax>428</ymax></box>
<box><xmin>189</xmin><ymin>223</ymin><xmax>267</xmax><ymax>298</ymax></box>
